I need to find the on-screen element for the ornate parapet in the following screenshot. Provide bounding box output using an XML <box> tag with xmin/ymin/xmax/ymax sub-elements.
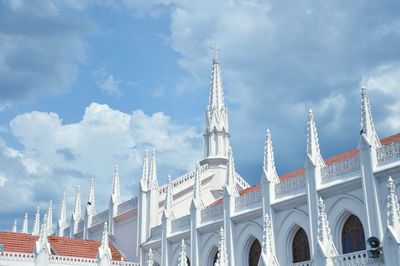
<box><xmin>275</xmin><ymin>174</ymin><xmax>306</xmax><ymax>197</ymax></box>
<box><xmin>376</xmin><ymin>141</ymin><xmax>400</xmax><ymax>166</ymax></box>
<box><xmin>234</xmin><ymin>190</ymin><xmax>262</xmax><ymax>211</ymax></box>
<box><xmin>321</xmin><ymin>156</ymin><xmax>360</xmax><ymax>183</ymax></box>
<box><xmin>201</xmin><ymin>202</ymin><xmax>223</xmax><ymax>223</ymax></box>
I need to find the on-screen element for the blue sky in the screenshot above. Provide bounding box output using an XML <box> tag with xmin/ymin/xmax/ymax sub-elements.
<box><xmin>0</xmin><ymin>0</ymin><xmax>400</xmax><ymax>231</ymax></box>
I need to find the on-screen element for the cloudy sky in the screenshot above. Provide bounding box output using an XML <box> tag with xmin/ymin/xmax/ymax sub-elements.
<box><xmin>0</xmin><ymin>0</ymin><xmax>400</xmax><ymax>231</ymax></box>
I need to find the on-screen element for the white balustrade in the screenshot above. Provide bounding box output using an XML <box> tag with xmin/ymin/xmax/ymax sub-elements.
<box><xmin>235</xmin><ymin>172</ymin><xmax>250</xmax><ymax>189</ymax></box>
<box><xmin>331</xmin><ymin>250</ymin><xmax>384</xmax><ymax>265</ymax></box>
<box><xmin>118</xmin><ymin>198</ymin><xmax>137</xmax><ymax>215</ymax></box>
<box><xmin>235</xmin><ymin>190</ymin><xmax>262</xmax><ymax>211</ymax></box>
<box><xmin>275</xmin><ymin>174</ymin><xmax>306</xmax><ymax>197</ymax></box>
<box><xmin>290</xmin><ymin>260</ymin><xmax>312</xmax><ymax>266</ymax></box>
<box><xmin>111</xmin><ymin>261</ymin><xmax>140</xmax><ymax>266</ymax></box>
<box><xmin>151</xmin><ymin>224</ymin><xmax>162</xmax><ymax>236</ymax></box>
<box><xmin>201</xmin><ymin>202</ymin><xmax>223</xmax><ymax>223</ymax></box>
<box><xmin>377</xmin><ymin>141</ymin><xmax>400</xmax><ymax>166</ymax></box>
<box><xmin>92</xmin><ymin>210</ymin><xmax>109</xmax><ymax>226</ymax></box>
<box><xmin>321</xmin><ymin>156</ymin><xmax>360</xmax><ymax>183</ymax></box>
<box><xmin>159</xmin><ymin>164</ymin><xmax>209</xmax><ymax>194</ymax></box>
<box><xmin>49</xmin><ymin>255</ymin><xmax>97</xmax><ymax>265</ymax></box>
<box><xmin>0</xmin><ymin>251</ymin><xmax>35</xmax><ymax>262</ymax></box>
<box><xmin>171</xmin><ymin>215</ymin><xmax>191</xmax><ymax>232</ymax></box>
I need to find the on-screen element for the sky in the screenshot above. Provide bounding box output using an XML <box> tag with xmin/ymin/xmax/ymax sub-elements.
<box><xmin>0</xmin><ymin>0</ymin><xmax>400</xmax><ymax>231</ymax></box>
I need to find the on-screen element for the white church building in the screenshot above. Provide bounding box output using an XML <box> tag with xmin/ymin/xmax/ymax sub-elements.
<box><xmin>1</xmin><ymin>56</ymin><xmax>400</xmax><ymax>266</ymax></box>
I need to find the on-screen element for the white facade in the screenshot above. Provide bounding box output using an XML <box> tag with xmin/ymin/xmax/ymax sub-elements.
<box><xmin>3</xmin><ymin>57</ymin><xmax>400</xmax><ymax>266</ymax></box>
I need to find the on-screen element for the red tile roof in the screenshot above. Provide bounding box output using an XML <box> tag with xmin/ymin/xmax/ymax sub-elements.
<box><xmin>0</xmin><ymin>232</ymin><xmax>125</xmax><ymax>260</ymax></box>
<box><xmin>207</xmin><ymin>132</ymin><xmax>400</xmax><ymax>207</ymax></box>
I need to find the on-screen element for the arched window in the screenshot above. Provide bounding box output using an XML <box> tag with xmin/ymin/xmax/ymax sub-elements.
<box><xmin>342</xmin><ymin>214</ymin><xmax>366</xmax><ymax>254</ymax></box>
<box><xmin>292</xmin><ymin>228</ymin><xmax>310</xmax><ymax>263</ymax></box>
<box><xmin>248</xmin><ymin>239</ymin><xmax>261</xmax><ymax>266</ymax></box>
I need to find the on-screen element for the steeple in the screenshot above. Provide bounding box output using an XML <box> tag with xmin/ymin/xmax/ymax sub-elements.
<box><xmin>149</xmin><ymin>148</ymin><xmax>158</xmax><ymax>189</ymax></box>
<box><xmin>360</xmin><ymin>87</ymin><xmax>381</xmax><ymax>147</ymax></box>
<box><xmin>87</xmin><ymin>178</ymin><xmax>96</xmax><ymax>216</ymax></box>
<box><xmin>46</xmin><ymin>200</ymin><xmax>53</xmax><ymax>236</ymax></box>
<box><xmin>307</xmin><ymin>109</ymin><xmax>325</xmax><ymax>167</ymax></box>
<box><xmin>73</xmin><ymin>185</ymin><xmax>81</xmax><ymax>222</ymax></box>
<box><xmin>163</xmin><ymin>175</ymin><xmax>174</xmax><ymax>219</ymax></box>
<box><xmin>58</xmin><ymin>193</ymin><xmax>67</xmax><ymax>236</ymax></box>
<box><xmin>263</xmin><ymin>129</ymin><xmax>279</xmax><ymax>183</ymax></box>
<box><xmin>33</xmin><ymin>206</ymin><xmax>40</xmax><ymax>235</ymax></box>
<box><xmin>140</xmin><ymin>149</ymin><xmax>149</xmax><ymax>190</ymax></box>
<box><xmin>386</xmin><ymin>177</ymin><xmax>400</xmax><ymax>234</ymax></box>
<box><xmin>178</xmin><ymin>239</ymin><xmax>188</xmax><ymax>266</ymax></box>
<box><xmin>22</xmin><ymin>213</ymin><xmax>28</xmax><ymax>233</ymax></box>
<box><xmin>111</xmin><ymin>164</ymin><xmax>121</xmax><ymax>204</ymax></box>
<box><xmin>146</xmin><ymin>249</ymin><xmax>154</xmax><ymax>266</ymax></box>
<box><xmin>215</xmin><ymin>227</ymin><xmax>228</xmax><ymax>266</ymax></box>
<box><xmin>204</xmin><ymin>57</ymin><xmax>230</xmax><ymax>159</ymax></box>
<box><xmin>225</xmin><ymin>147</ymin><xmax>238</xmax><ymax>196</ymax></box>
<box><xmin>12</xmin><ymin>219</ymin><xmax>17</xmax><ymax>232</ymax></box>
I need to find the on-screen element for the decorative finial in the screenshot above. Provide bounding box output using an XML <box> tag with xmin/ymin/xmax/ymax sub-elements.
<box><xmin>164</xmin><ymin>174</ymin><xmax>174</xmax><ymax>219</ymax></box>
<box><xmin>12</xmin><ymin>219</ymin><xmax>17</xmax><ymax>233</ymax></box>
<box><xmin>33</xmin><ymin>206</ymin><xmax>40</xmax><ymax>235</ymax></box>
<box><xmin>178</xmin><ymin>239</ymin><xmax>188</xmax><ymax>266</ymax></box>
<box><xmin>146</xmin><ymin>248</ymin><xmax>154</xmax><ymax>266</ymax></box>
<box><xmin>307</xmin><ymin>109</ymin><xmax>324</xmax><ymax>166</ymax></box>
<box><xmin>22</xmin><ymin>213</ymin><xmax>28</xmax><ymax>233</ymax></box>
<box><xmin>47</xmin><ymin>200</ymin><xmax>53</xmax><ymax>236</ymax></box>
<box><xmin>87</xmin><ymin>178</ymin><xmax>96</xmax><ymax>216</ymax></box>
<box><xmin>112</xmin><ymin>164</ymin><xmax>121</xmax><ymax>203</ymax></box>
<box><xmin>360</xmin><ymin>87</ymin><xmax>381</xmax><ymax>147</ymax></box>
<box><xmin>263</xmin><ymin>129</ymin><xmax>279</xmax><ymax>183</ymax></box>
<box><xmin>387</xmin><ymin>177</ymin><xmax>400</xmax><ymax>233</ymax></box>
<box><xmin>317</xmin><ymin>197</ymin><xmax>332</xmax><ymax>243</ymax></box>
<box><xmin>211</xmin><ymin>44</ymin><xmax>220</xmax><ymax>61</ymax></box>
<box><xmin>216</xmin><ymin>227</ymin><xmax>228</xmax><ymax>266</ymax></box>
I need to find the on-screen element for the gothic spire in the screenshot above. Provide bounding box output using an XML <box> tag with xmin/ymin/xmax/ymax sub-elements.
<box><xmin>360</xmin><ymin>87</ymin><xmax>381</xmax><ymax>147</ymax></box>
<box><xmin>112</xmin><ymin>164</ymin><xmax>121</xmax><ymax>203</ymax></box>
<box><xmin>32</xmin><ymin>206</ymin><xmax>40</xmax><ymax>235</ymax></box>
<box><xmin>386</xmin><ymin>177</ymin><xmax>400</xmax><ymax>233</ymax></box>
<box><xmin>164</xmin><ymin>175</ymin><xmax>174</xmax><ymax>219</ymax></box>
<box><xmin>22</xmin><ymin>213</ymin><xmax>28</xmax><ymax>233</ymax></box>
<box><xmin>307</xmin><ymin>109</ymin><xmax>325</xmax><ymax>167</ymax></box>
<box><xmin>73</xmin><ymin>185</ymin><xmax>81</xmax><ymax>222</ymax></box>
<box><xmin>97</xmin><ymin>221</ymin><xmax>112</xmax><ymax>261</ymax></box>
<box><xmin>87</xmin><ymin>178</ymin><xmax>96</xmax><ymax>216</ymax></box>
<box><xmin>146</xmin><ymin>248</ymin><xmax>154</xmax><ymax>266</ymax></box>
<box><xmin>140</xmin><ymin>149</ymin><xmax>149</xmax><ymax>189</ymax></box>
<box><xmin>209</xmin><ymin>54</ymin><xmax>225</xmax><ymax>112</ymax></box>
<box><xmin>263</xmin><ymin>129</ymin><xmax>279</xmax><ymax>183</ymax></box>
<box><xmin>216</xmin><ymin>227</ymin><xmax>228</xmax><ymax>266</ymax></box>
<box><xmin>226</xmin><ymin>147</ymin><xmax>238</xmax><ymax>196</ymax></box>
<box><xmin>149</xmin><ymin>148</ymin><xmax>158</xmax><ymax>188</ymax></box>
<box><xmin>58</xmin><ymin>193</ymin><xmax>67</xmax><ymax>232</ymax></box>
<box><xmin>39</xmin><ymin>213</ymin><xmax>49</xmax><ymax>246</ymax></box>
<box><xmin>47</xmin><ymin>200</ymin><xmax>53</xmax><ymax>236</ymax></box>
<box><xmin>178</xmin><ymin>239</ymin><xmax>188</xmax><ymax>266</ymax></box>
<box><xmin>12</xmin><ymin>219</ymin><xmax>17</xmax><ymax>232</ymax></box>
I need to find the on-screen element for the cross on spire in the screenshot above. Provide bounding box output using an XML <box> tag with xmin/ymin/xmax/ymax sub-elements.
<box><xmin>211</xmin><ymin>44</ymin><xmax>220</xmax><ymax>60</ymax></box>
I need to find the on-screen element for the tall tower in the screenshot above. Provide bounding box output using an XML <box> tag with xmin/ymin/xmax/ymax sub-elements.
<box><xmin>203</xmin><ymin>56</ymin><xmax>230</xmax><ymax>162</ymax></box>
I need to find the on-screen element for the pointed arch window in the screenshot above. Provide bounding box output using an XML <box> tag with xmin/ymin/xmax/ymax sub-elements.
<box><xmin>342</xmin><ymin>214</ymin><xmax>366</xmax><ymax>254</ymax></box>
<box><xmin>248</xmin><ymin>239</ymin><xmax>261</xmax><ymax>266</ymax></box>
<box><xmin>213</xmin><ymin>251</ymin><xmax>218</xmax><ymax>265</ymax></box>
<box><xmin>292</xmin><ymin>228</ymin><xmax>310</xmax><ymax>263</ymax></box>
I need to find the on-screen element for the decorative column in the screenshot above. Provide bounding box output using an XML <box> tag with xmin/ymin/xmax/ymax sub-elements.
<box><xmin>304</xmin><ymin>109</ymin><xmax>325</xmax><ymax>258</ymax></box>
<box><xmin>190</xmin><ymin>163</ymin><xmax>203</xmax><ymax>266</ymax></box>
<box><xmin>314</xmin><ymin>197</ymin><xmax>337</xmax><ymax>265</ymax></box>
<box><xmin>223</xmin><ymin>147</ymin><xmax>237</xmax><ymax>266</ymax></box>
<box><xmin>258</xmin><ymin>214</ymin><xmax>279</xmax><ymax>265</ymax></box>
<box><xmin>178</xmin><ymin>239</ymin><xmax>188</xmax><ymax>266</ymax></box>
<box><xmin>161</xmin><ymin>175</ymin><xmax>174</xmax><ymax>266</ymax></box>
<box><xmin>260</xmin><ymin>129</ymin><xmax>279</xmax><ymax>264</ymax></box>
<box><xmin>383</xmin><ymin>177</ymin><xmax>400</xmax><ymax>265</ymax></box>
<box><xmin>215</xmin><ymin>227</ymin><xmax>228</xmax><ymax>266</ymax></box>
<box><xmin>358</xmin><ymin>87</ymin><xmax>384</xmax><ymax>240</ymax></box>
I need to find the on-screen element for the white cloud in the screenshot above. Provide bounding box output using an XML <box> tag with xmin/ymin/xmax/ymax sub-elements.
<box><xmin>363</xmin><ymin>63</ymin><xmax>400</xmax><ymax>133</ymax></box>
<box><xmin>98</xmin><ymin>75</ymin><xmax>122</xmax><ymax>96</ymax></box>
<box><xmin>1</xmin><ymin>103</ymin><xmax>201</xmax><ymax>223</ymax></box>
<box><xmin>0</xmin><ymin>175</ymin><xmax>7</xmax><ymax>187</ymax></box>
